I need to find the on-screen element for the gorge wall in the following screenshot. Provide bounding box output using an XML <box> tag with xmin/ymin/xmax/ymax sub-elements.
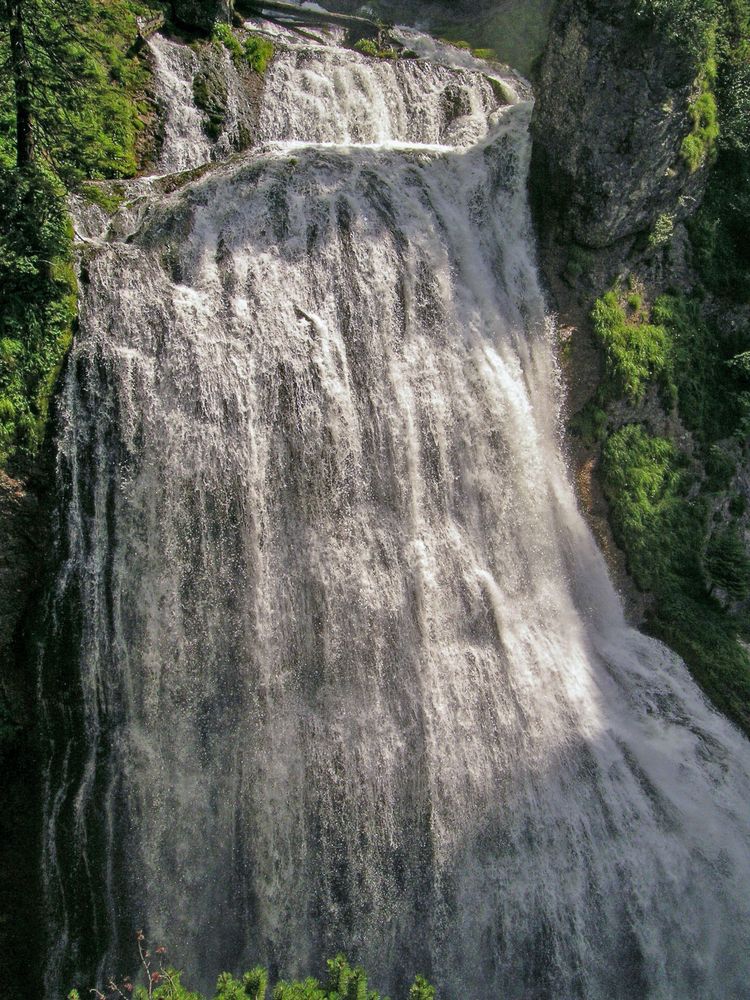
<box><xmin>1</xmin><ymin>1</ymin><xmax>749</xmax><ymax>998</ymax></box>
<box><xmin>529</xmin><ymin>0</ymin><xmax>750</xmax><ymax>729</ymax></box>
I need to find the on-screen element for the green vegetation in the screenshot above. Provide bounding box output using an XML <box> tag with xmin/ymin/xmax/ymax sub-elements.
<box><xmin>648</xmin><ymin>211</ymin><xmax>675</xmax><ymax>248</ymax></box>
<box><xmin>353</xmin><ymin>38</ymin><xmax>398</xmax><ymax>60</ymax></box>
<box><xmin>592</xmin><ymin>290</ymin><xmax>674</xmax><ymax>403</ymax></box>
<box><xmin>681</xmin><ymin>69</ymin><xmax>719</xmax><ymax>171</ymax></box>
<box><xmin>0</xmin><ymin>0</ymin><xmax>164</xmax><ymax>183</ymax></box>
<box><xmin>592</xmin><ymin>1</ymin><xmax>750</xmax><ymax>731</ymax></box>
<box><xmin>212</xmin><ymin>24</ymin><xmax>275</xmax><ymax>73</ymax></box>
<box><xmin>0</xmin><ymin>0</ymin><xmax>165</xmax><ymax>470</ymax></box>
<box><xmin>0</xmin><ymin>166</ymin><xmax>76</xmax><ymax>469</ymax></box>
<box><xmin>244</xmin><ymin>35</ymin><xmax>275</xmax><ymax>75</ymax></box>
<box><xmin>588</xmin><ymin>282</ymin><xmax>750</xmax><ymax>731</ymax></box>
<box><xmin>632</xmin><ymin>0</ymin><xmax>718</xmax><ymax>59</ymax></box>
<box><xmin>70</xmin><ymin>947</ymin><xmax>436</xmax><ymax>1000</ymax></box>
<box><xmin>601</xmin><ymin>424</ymin><xmax>750</xmax><ymax>728</ymax></box>
<box><xmin>688</xmin><ymin>1</ymin><xmax>750</xmax><ymax>299</ymax></box>
<box><xmin>563</xmin><ymin>243</ymin><xmax>594</xmax><ymax>285</ymax></box>
<box><xmin>650</xmin><ymin>294</ymin><xmax>750</xmax><ymax>443</ymax></box>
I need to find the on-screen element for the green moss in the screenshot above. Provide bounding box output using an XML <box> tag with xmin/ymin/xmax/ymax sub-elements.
<box><xmin>212</xmin><ymin>25</ymin><xmax>275</xmax><ymax>73</ymax></box>
<box><xmin>80</xmin><ymin>182</ymin><xmax>126</xmax><ymax>215</ymax></box>
<box><xmin>592</xmin><ymin>290</ymin><xmax>675</xmax><ymax>403</ymax></box>
<box><xmin>244</xmin><ymin>35</ymin><xmax>275</xmax><ymax>74</ymax></box>
<box><xmin>353</xmin><ymin>38</ymin><xmax>398</xmax><ymax>59</ymax></box>
<box><xmin>472</xmin><ymin>47</ymin><xmax>497</xmax><ymax>60</ymax></box>
<box><xmin>212</xmin><ymin>22</ymin><xmax>243</xmax><ymax>62</ymax></box>
<box><xmin>681</xmin><ymin>83</ymin><xmax>719</xmax><ymax>172</ymax></box>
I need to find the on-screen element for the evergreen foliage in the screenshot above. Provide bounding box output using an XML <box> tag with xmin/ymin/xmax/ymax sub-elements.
<box><xmin>601</xmin><ymin>424</ymin><xmax>750</xmax><ymax>728</ymax></box>
<box><xmin>0</xmin><ymin>0</ymin><xmax>163</xmax><ymax>469</ymax></box>
<box><xmin>686</xmin><ymin>0</ymin><xmax>750</xmax><ymax>295</ymax></box>
<box><xmin>0</xmin><ymin>163</ymin><xmax>76</xmax><ymax>469</ymax></box>
<box><xmin>0</xmin><ymin>0</ymin><xmax>164</xmax><ymax>182</ymax></box>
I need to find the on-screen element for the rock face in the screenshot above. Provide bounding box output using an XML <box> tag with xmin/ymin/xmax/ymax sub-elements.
<box><xmin>0</xmin><ymin>471</ymin><xmax>43</xmax><ymax>729</ymax></box>
<box><xmin>0</xmin><ymin>469</ymin><xmax>46</xmax><ymax>996</ymax></box>
<box><xmin>530</xmin><ymin>0</ymin><xmax>706</xmax><ymax>247</ymax></box>
<box><xmin>171</xmin><ymin>0</ymin><xmax>234</xmax><ymax>31</ymax></box>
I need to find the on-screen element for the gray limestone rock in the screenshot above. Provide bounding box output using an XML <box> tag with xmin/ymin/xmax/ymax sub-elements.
<box><xmin>530</xmin><ymin>0</ymin><xmax>708</xmax><ymax>248</ymax></box>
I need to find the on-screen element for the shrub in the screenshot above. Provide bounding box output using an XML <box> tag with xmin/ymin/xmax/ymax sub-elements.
<box><xmin>0</xmin><ymin>0</ymin><xmax>161</xmax><ymax>183</ymax></box>
<box><xmin>354</xmin><ymin>38</ymin><xmax>380</xmax><ymax>57</ymax></box>
<box><xmin>601</xmin><ymin>422</ymin><xmax>750</xmax><ymax>731</ymax></box>
<box><xmin>705</xmin><ymin>524</ymin><xmax>750</xmax><ymax>601</ymax></box>
<box><xmin>602</xmin><ymin>425</ymin><xmax>704</xmax><ymax>592</ymax></box>
<box><xmin>592</xmin><ymin>291</ymin><xmax>674</xmax><ymax>403</ymax></box>
<box><xmin>648</xmin><ymin>212</ymin><xmax>675</xmax><ymax>248</ymax></box>
<box><xmin>652</xmin><ymin>293</ymin><xmax>747</xmax><ymax>441</ymax></box>
<box><xmin>79</xmin><ymin>936</ymin><xmax>435</xmax><ymax>1000</ymax></box>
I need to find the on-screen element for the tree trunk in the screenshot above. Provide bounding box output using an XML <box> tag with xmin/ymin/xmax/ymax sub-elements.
<box><xmin>5</xmin><ymin>0</ymin><xmax>34</xmax><ymax>166</ymax></box>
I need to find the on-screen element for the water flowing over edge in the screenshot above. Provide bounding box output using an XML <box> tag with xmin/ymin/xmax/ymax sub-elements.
<box><xmin>41</xmin><ymin>19</ymin><xmax>750</xmax><ymax>1000</ymax></box>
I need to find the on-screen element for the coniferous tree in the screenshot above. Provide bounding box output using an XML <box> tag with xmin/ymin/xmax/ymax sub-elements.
<box><xmin>0</xmin><ymin>0</ymin><xmax>155</xmax><ymax>180</ymax></box>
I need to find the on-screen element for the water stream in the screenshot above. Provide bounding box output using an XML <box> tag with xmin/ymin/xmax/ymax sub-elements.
<box><xmin>41</xmin><ymin>23</ymin><xmax>750</xmax><ymax>1000</ymax></box>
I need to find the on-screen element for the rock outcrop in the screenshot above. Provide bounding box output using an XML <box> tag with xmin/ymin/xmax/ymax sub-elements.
<box><xmin>171</xmin><ymin>0</ymin><xmax>234</xmax><ymax>31</ymax></box>
<box><xmin>530</xmin><ymin>0</ymin><xmax>707</xmax><ymax>247</ymax></box>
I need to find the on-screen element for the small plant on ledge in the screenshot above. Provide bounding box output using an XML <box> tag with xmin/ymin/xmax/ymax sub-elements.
<box><xmin>69</xmin><ymin>933</ymin><xmax>436</xmax><ymax>1000</ymax></box>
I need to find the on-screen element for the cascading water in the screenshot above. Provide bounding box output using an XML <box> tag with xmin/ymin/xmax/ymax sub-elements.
<box><xmin>41</xmin><ymin>21</ymin><xmax>750</xmax><ymax>1000</ymax></box>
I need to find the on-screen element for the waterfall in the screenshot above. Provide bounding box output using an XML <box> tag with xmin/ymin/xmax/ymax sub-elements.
<box><xmin>149</xmin><ymin>35</ymin><xmax>214</xmax><ymax>172</ymax></box>
<box><xmin>41</xmin><ymin>25</ymin><xmax>750</xmax><ymax>1000</ymax></box>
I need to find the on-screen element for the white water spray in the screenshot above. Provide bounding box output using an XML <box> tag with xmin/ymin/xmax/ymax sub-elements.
<box><xmin>42</xmin><ymin>26</ymin><xmax>750</xmax><ymax>1000</ymax></box>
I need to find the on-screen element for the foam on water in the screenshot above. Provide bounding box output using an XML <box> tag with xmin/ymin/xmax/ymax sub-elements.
<box><xmin>42</xmin><ymin>25</ymin><xmax>750</xmax><ymax>1000</ymax></box>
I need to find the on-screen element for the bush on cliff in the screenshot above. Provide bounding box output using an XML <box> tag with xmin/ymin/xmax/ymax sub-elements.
<box><xmin>592</xmin><ymin>281</ymin><xmax>750</xmax><ymax>732</ymax></box>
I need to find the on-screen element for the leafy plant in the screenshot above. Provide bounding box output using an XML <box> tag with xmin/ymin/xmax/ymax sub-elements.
<box><xmin>648</xmin><ymin>212</ymin><xmax>675</xmax><ymax>248</ymax></box>
<box><xmin>78</xmin><ymin>935</ymin><xmax>435</xmax><ymax>1000</ymax></box>
<box><xmin>705</xmin><ymin>524</ymin><xmax>750</xmax><ymax>601</ymax></box>
<box><xmin>0</xmin><ymin>0</ymin><xmax>163</xmax><ymax>182</ymax></box>
<box><xmin>592</xmin><ymin>290</ymin><xmax>674</xmax><ymax>403</ymax></box>
<box><xmin>212</xmin><ymin>25</ymin><xmax>275</xmax><ymax>73</ymax></box>
<box><xmin>212</xmin><ymin>22</ymin><xmax>243</xmax><ymax>63</ymax></box>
